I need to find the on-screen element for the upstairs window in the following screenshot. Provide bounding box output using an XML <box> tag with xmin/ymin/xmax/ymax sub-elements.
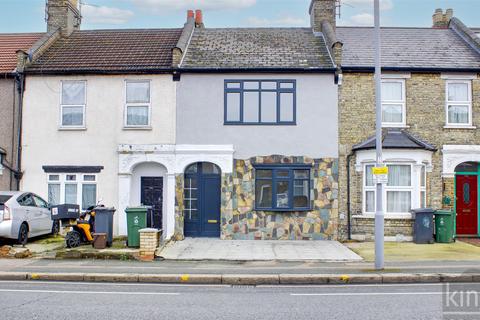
<box><xmin>255</xmin><ymin>166</ymin><xmax>310</xmax><ymax>211</ymax></box>
<box><xmin>125</xmin><ymin>80</ymin><xmax>151</xmax><ymax>127</ymax></box>
<box><xmin>61</xmin><ymin>81</ymin><xmax>86</xmax><ymax>128</ymax></box>
<box><xmin>446</xmin><ymin>81</ymin><xmax>472</xmax><ymax>126</ymax></box>
<box><xmin>381</xmin><ymin>80</ymin><xmax>406</xmax><ymax>127</ymax></box>
<box><xmin>224</xmin><ymin>80</ymin><xmax>296</xmax><ymax>125</ymax></box>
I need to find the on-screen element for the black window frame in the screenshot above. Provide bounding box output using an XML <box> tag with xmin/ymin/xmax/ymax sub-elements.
<box><xmin>224</xmin><ymin>80</ymin><xmax>297</xmax><ymax>125</ymax></box>
<box><xmin>254</xmin><ymin>164</ymin><xmax>312</xmax><ymax>212</ymax></box>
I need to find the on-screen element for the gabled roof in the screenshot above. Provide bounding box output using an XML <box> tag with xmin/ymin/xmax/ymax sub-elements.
<box><xmin>27</xmin><ymin>29</ymin><xmax>183</xmax><ymax>74</ymax></box>
<box><xmin>0</xmin><ymin>33</ymin><xmax>44</xmax><ymax>74</ymax></box>
<box><xmin>352</xmin><ymin>129</ymin><xmax>436</xmax><ymax>152</ymax></box>
<box><xmin>180</xmin><ymin>28</ymin><xmax>335</xmax><ymax>71</ymax></box>
<box><xmin>336</xmin><ymin>27</ymin><xmax>480</xmax><ymax>71</ymax></box>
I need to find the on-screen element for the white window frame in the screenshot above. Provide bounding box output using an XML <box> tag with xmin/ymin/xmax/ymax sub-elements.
<box><xmin>363</xmin><ymin>163</ymin><xmax>416</xmax><ymax>215</ymax></box>
<box><xmin>445</xmin><ymin>80</ymin><xmax>472</xmax><ymax>127</ymax></box>
<box><xmin>60</xmin><ymin>80</ymin><xmax>87</xmax><ymax>129</ymax></box>
<box><xmin>381</xmin><ymin>79</ymin><xmax>406</xmax><ymax>127</ymax></box>
<box><xmin>124</xmin><ymin>80</ymin><xmax>152</xmax><ymax>129</ymax></box>
<box><xmin>47</xmin><ymin>173</ymin><xmax>97</xmax><ymax>209</ymax></box>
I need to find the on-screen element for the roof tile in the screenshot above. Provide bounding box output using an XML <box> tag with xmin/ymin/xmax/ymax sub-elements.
<box><xmin>0</xmin><ymin>33</ymin><xmax>44</xmax><ymax>73</ymax></box>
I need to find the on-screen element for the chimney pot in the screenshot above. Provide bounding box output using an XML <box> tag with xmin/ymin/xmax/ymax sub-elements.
<box><xmin>187</xmin><ymin>10</ymin><xmax>194</xmax><ymax>19</ymax></box>
<box><xmin>432</xmin><ymin>8</ymin><xmax>452</xmax><ymax>28</ymax></box>
<box><xmin>195</xmin><ymin>10</ymin><xmax>204</xmax><ymax>27</ymax></box>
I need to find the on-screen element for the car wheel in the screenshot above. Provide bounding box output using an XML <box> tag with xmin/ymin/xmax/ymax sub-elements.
<box><xmin>65</xmin><ymin>231</ymin><xmax>81</xmax><ymax>248</ymax></box>
<box><xmin>17</xmin><ymin>223</ymin><xmax>28</xmax><ymax>246</ymax></box>
<box><xmin>52</xmin><ymin>221</ymin><xmax>60</xmax><ymax>236</ymax></box>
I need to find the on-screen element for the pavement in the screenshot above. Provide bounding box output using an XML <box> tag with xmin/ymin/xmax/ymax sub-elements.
<box><xmin>0</xmin><ymin>280</ymin><xmax>472</xmax><ymax>319</ymax></box>
<box><xmin>0</xmin><ymin>258</ymin><xmax>479</xmax><ymax>285</ymax></box>
<box><xmin>158</xmin><ymin>238</ymin><xmax>362</xmax><ymax>262</ymax></box>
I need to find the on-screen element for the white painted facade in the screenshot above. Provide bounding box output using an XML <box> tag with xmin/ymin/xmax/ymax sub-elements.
<box><xmin>442</xmin><ymin>145</ymin><xmax>480</xmax><ymax>177</ymax></box>
<box><xmin>21</xmin><ymin>75</ymin><xmax>177</xmax><ymax>236</ymax></box>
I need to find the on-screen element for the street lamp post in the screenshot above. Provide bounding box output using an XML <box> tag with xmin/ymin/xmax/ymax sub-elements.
<box><xmin>374</xmin><ymin>0</ymin><xmax>385</xmax><ymax>271</ymax></box>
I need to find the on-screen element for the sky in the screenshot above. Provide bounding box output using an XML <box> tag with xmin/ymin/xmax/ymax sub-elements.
<box><xmin>0</xmin><ymin>0</ymin><xmax>479</xmax><ymax>33</ymax></box>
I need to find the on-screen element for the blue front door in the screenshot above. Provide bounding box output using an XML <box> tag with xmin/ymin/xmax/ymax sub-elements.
<box><xmin>184</xmin><ymin>163</ymin><xmax>221</xmax><ymax>237</ymax></box>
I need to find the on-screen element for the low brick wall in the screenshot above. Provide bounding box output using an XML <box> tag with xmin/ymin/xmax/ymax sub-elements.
<box><xmin>351</xmin><ymin>216</ymin><xmax>414</xmax><ymax>241</ymax></box>
<box><xmin>139</xmin><ymin>228</ymin><xmax>160</xmax><ymax>261</ymax></box>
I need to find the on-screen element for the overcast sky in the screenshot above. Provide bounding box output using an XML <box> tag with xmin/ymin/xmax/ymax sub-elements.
<box><xmin>0</xmin><ymin>0</ymin><xmax>479</xmax><ymax>33</ymax></box>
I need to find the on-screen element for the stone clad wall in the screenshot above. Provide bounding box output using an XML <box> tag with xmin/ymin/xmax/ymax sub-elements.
<box><xmin>174</xmin><ymin>155</ymin><xmax>339</xmax><ymax>240</ymax></box>
<box><xmin>338</xmin><ymin>72</ymin><xmax>480</xmax><ymax>240</ymax></box>
<box><xmin>222</xmin><ymin>156</ymin><xmax>339</xmax><ymax>240</ymax></box>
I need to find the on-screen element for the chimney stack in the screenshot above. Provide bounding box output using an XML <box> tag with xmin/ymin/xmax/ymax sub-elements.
<box><xmin>195</xmin><ymin>10</ymin><xmax>204</xmax><ymax>28</ymax></box>
<box><xmin>310</xmin><ymin>0</ymin><xmax>337</xmax><ymax>33</ymax></box>
<box><xmin>46</xmin><ymin>0</ymin><xmax>81</xmax><ymax>36</ymax></box>
<box><xmin>432</xmin><ymin>8</ymin><xmax>453</xmax><ymax>28</ymax></box>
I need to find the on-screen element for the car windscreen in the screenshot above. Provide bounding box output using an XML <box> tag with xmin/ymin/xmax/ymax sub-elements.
<box><xmin>0</xmin><ymin>195</ymin><xmax>12</xmax><ymax>209</ymax></box>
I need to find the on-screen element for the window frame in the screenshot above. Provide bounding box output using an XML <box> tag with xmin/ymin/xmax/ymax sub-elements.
<box><xmin>60</xmin><ymin>80</ymin><xmax>87</xmax><ymax>129</ymax></box>
<box><xmin>445</xmin><ymin>80</ymin><xmax>472</xmax><ymax>127</ymax></box>
<box><xmin>47</xmin><ymin>173</ymin><xmax>98</xmax><ymax>209</ymax></box>
<box><xmin>254</xmin><ymin>164</ymin><xmax>311</xmax><ymax>212</ymax></box>
<box><xmin>124</xmin><ymin>80</ymin><xmax>152</xmax><ymax>129</ymax></box>
<box><xmin>363</xmin><ymin>163</ymin><xmax>415</xmax><ymax>215</ymax></box>
<box><xmin>381</xmin><ymin>79</ymin><xmax>406</xmax><ymax>127</ymax></box>
<box><xmin>224</xmin><ymin>80</ymin><xmax>297</xmax><ymax>125</ymax></box>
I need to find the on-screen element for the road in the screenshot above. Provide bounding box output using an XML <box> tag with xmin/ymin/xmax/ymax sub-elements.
<box><xmin>0</xmin><ymin>281</ymin><xmax>462</xmax><ymax>320</ymax></box>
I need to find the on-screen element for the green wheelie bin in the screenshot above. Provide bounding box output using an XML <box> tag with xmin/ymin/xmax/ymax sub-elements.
<box><xmin>125</xmin><ymin>207</ymin><xmax>148</xmax><ymax>247</ymax></box>
<box><xmin>435</xmin><ymin>210</ymin><xmax>455</xmax><ymax>243</ymax></box>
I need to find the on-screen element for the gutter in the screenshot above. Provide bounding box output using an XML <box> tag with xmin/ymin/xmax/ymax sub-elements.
<box><xmin>342</xmin><ymin>66</ymin><xmax>480</xmax><ymax>73</ymax></box>
<box><xmin>13</xmin><ymin>72</ymin><xmax>24</xmax><ymax>189</ymax></box>
<box><xmin>346</xmin><ymin>151</ymin><xmax>354</xmax><ymax>240</ymax></box>
<box><xmin>178</xmin><ymin>67</ymin><xmax>337</xmax><ymax>74</ymax></box>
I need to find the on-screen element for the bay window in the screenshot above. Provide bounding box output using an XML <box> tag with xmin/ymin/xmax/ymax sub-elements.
<box><xmin>364</xmin><ymin>163</ymin><xmax>427</xmax><ymax>214</ymax></box>
<box><xmin>446</xmin><ymin>81</ymin><xmax>472</xmax><ymax>126</ymax></box>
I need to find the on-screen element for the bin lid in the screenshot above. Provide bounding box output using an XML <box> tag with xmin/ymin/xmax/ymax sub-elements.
<box><xmin>125</xmin><ymin>206</ymin><xmax>149</xmax><ymax>212</ymax></box>
<box><xmin>435</xmin><ymin>210</ymin><xmax>453</xmax><ymax>215</ymax></box>
<box><xmin>411</xmin><ymin>208</ymin><xmax>435</xmax><ymax>214</ymax></box>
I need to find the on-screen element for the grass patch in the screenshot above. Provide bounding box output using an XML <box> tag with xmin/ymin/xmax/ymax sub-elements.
<box><xmin>347</xmin><ymin>241</ymin><xmax>480</xmax><ymax>262</ymax></box>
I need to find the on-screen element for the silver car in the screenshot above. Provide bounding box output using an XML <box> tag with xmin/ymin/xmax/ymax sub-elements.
<box><xmin>0</xmin><ymin>191</ymin><xmax>56</xmax><ymax>245</ymax></box>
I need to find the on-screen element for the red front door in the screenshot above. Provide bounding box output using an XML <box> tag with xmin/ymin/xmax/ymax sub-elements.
<box><xmin>456</xmin><ymin>175</ymin><xmax>478</xmax><ymax>235</ymax></box>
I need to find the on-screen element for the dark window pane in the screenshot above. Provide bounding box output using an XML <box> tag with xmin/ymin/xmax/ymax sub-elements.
<box><xmin>294</xmin><ymin>170</ymin><xmax>309</xmax><ymax>179</ymax></box>
<box><xmin>202</xmin><ymin>162</ymin><xmax>221</xmax><ymax>174</ymax></box>
<box><xmin>276</xmin><ymin>181</ymin><xmax>290</xmax><ymax>208</ymax></box>
<box><xmin>256</xmin><ymin>180</ymin><xmax>272</xmax><ymax>208</ymax></box>
<box><xmin>455</xmin><ymin>162</ymin><xmax>478</xmax><ymax>173</ymax></box>
<box><xmin>185</xmin><ymin>163</ymin><xmax>198</xmax><ymax>174</ymax></box>
<box><xmin>256</xmin><ymin>170</ymin><xmax>272</xmax><ymax>179</ymax></box>
<box><xmin>276</xmin><ymin>170</ymin><xmax>289</xmax><ymax>178</ymax></box>
<box><xmin>293</xmin><ymin>180</ymin><xmax>309</xmax><ymax>208</ymax></box>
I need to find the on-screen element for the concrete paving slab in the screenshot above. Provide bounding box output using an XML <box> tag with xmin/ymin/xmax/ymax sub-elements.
<box><xmin>158</xmin><ymin>238</ymin><xmax>363</xmax><ymax>262</ymax></box>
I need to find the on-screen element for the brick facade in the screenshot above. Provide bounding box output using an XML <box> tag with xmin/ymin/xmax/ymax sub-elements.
<box><xmin>338</xmin><ymin>72</ymin><xmax>480</xmax><ymax>240</ymax></box>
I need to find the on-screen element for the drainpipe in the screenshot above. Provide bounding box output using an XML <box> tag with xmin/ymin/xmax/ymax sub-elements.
<box><xmin>13</xmin><ymin>72</ymin><xmax>24</xmax><ymax>190</ymax></box>
<box><xmin>346</xmin><ymin>151</ymin><xmax>354</xmax><ymax>240</ymax></box>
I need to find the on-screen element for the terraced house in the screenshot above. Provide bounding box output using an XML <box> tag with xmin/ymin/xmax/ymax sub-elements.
<box><xmin>21</xmin><ymin>0</ymin><xmax>185</xmax><ymax>238</ymax></box>
<box><xmin>337</xmin><ymin>9</ymin><xmax>480</xmax><ymax>241</ymax></box>
<box><xmin>173</xmin><ymin>0</ymin><xmax>340</xmax><ymax>240</ymax></box>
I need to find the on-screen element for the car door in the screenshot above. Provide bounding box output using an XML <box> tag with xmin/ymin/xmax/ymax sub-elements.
<box><xmin>32</xmin><ymin>194</ymin><xmax>52</xmax><ymax>234</ymax></box>
<box><xmin>17</xmin><ymin>193</ymin><xmax>40</xmax><ymax>236</ymax></box>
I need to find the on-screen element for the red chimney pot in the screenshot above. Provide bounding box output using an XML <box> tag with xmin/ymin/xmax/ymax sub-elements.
<box><xmin>195</xmin><ymin>10</ymin><xmax>203</xmax><ymax>25</ymax></box>
<box><xmin>187</xmin><ymin>10</ymin><xmax>194</xmax><ymax>19</ymax></box>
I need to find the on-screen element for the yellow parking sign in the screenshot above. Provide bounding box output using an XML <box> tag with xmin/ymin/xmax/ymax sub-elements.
<box><xmin>372</xmin><ymin>166</ymin><xmax>388</xmax><ymax>175</ymax></box>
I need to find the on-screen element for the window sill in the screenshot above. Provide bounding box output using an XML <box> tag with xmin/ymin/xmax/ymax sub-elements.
<box><xmin>58</xmin><ymin>127</ymin><xmax>87</xmax><ymax>131</ymax></box>
<box><xmin>443</xmin><ymin>125</ymin><xmax>477</xmax><ymax>130</ymax></box>
<box><xmin>224</xmin><ymin>122</ymin><xmax>297</xmax><ymax>126</ymax></box>
<box><xmin>355</xmin><ymin>212</ymin><xmax>413</xmax><ymax>219</ymax></box>
<box><xmin>255</xmin><ymin>208</ymin><xmax>312</xmax><ymax>212</ymax></box>
<box><xmin>123</xmin><ymin>126</ymin><xmax>152</xmax><ymax>131</ymax></box>
<box><xmin>382</xmin><ymin>124</ymin><xmax>410</xmax><ymax>129</ymax></box>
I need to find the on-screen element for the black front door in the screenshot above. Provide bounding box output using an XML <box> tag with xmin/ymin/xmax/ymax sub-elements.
<box><xmin>184</xmin><ymin>163</ymin><xmax>221</xmax><ymax>237</ymax></box>
<box><xmin>141</xmin><ymin>177</ymin><xmax>163</xmax><ymax>229</ymax></box>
